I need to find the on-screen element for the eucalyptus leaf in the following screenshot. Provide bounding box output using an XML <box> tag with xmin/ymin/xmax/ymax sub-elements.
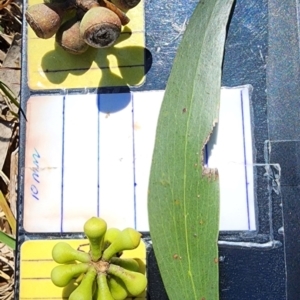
<box><xmin>148</xmin><ymin>1</ymin><xmax>235</xmax><ymax>299</ymax></box>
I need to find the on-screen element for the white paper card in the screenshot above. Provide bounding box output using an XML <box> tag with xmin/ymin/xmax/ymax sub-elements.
<box><xmin>24</xmin><ymin>87</ymin><xmax>255</xmax><ymax>232</ymax></box>
<box><xmin>205</xmin><ymin>86</ymin><xmax>255</xmax><ymax>230</ymax></box>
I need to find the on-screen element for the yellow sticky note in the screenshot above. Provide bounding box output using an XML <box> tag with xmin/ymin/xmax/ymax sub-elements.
<box><xmin>20</xmin><ymin>239</ymin><xmax>146</xmax><ymax>299</ymax></box>
<box><xmin>26</xmin><ymin>0</ymin><xmax>145</xmax><ymax>90</ymax></box>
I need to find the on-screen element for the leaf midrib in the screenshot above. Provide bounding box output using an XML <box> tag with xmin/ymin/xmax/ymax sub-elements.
<box><xmin>182</xmin><ymin>2</ymin><xmax>220</xmax><ymax>299</ymax></box>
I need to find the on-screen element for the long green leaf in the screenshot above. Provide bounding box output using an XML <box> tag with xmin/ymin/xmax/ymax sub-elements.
<box><xmin>148</xmin><ymin>1</ymin><xmax>234</xmax><ymax>299</ymax></box>
<box><xmin>0</xmin><ymin>81</ymin><xmax>20</xmax><ymax>109</ymax></box>
<box><xmin>0</xmin><ymin>231</ymin><xmax>16</xmax><ymax>250</ymax></box>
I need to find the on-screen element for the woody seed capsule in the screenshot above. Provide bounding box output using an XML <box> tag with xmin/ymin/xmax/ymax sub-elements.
<box><xmin>80</xmin><ymin>7</ymin><xmax>122</xmax><ymax>48</ymax></box>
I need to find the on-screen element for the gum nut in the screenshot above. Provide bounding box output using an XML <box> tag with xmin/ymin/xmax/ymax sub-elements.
<box><xmin>107</xmin><ymin>275</ymin><xmax>128</xmax><ymax>300</ymax></box>
<box><xmin>69</xmin><ymin>268</ymin><xmax>96</xmax><ymax>300</ymax></box>
<box><xmin>56</xmin><ymin>18</ymin><xmax>89</xmax><ymax>55</ymax></box>
<box><xmin>110</xmin><ymin>0</ymin><xmax>141</xmax><ymax>12</ymax></box>
<box><xmin>110</xmin><ymin>257</ymin><xmax>140</xmax><ymax>272</ymax></box>
<box><xmin>84</xmin><ymin>217</ymin><xmax>107</xmax><ymax>261</ymax></box>
<box><xmin>96</xmin><ymin>273</ymin><xmax>115</xmax><ymax>300</ymax></box>
<box><xmin>51</xmin><ymin>263</ymin><xmax>89</xmax><ymax>287</ymax></box>
<box><xmin>84</xmin><ymin>217</ymin><xmax>107</xmax><ymax>239</ymax></box>
<box><xmin>102</xmin><ymin>228</ymin><xmax>141</xmax><ymax>261</ymax></box>
<box><xmin>80</xmin><ymin>7</ymin><xmax>121</xmax><ymax>48</ymax></box>
<box><xmin>76</xmin><ymin>0</ymin><xmax>99</xmax><ymax>11</ymax></box>
<box><xmin>108</xmin><ymin>264</ymin><xmax>147</xmax><ymax>296</ymax></box>
<box><xmin>25</xmin><ymin>3</ymin><xmax>65</xmax><ymax>39</ymax></box>
<box><xmin>104</xmin><ymin>228</ymin><xmax>121</xmax><ymax>248</ymax></box>
<box><xmin>52</xmin><ymin>242</ymin><xmax>90</xmax><ymax>263</ymax></box>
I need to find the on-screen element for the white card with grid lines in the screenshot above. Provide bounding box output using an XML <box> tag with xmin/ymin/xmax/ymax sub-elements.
<box><xmin>24</xmin><ymin>87</ymin><xmax>255</xmax><ymax>233</ymax></box>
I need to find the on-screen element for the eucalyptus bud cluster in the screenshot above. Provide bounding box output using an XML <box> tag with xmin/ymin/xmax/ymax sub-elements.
<box><xmin>50</xmin><ymin>217</ymin><xmax>147</xmax><ymax>299</ymax></box>
<box><xmin>25</xmin><ymin>0</ymin><xmax>140</xmax><ymax>54</ymax></box>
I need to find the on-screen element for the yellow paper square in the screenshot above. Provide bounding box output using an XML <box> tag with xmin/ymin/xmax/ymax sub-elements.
<box><xmin>26</xmin><ymin>0</ymin><xmax>145</xmax><ymax>90</ymax></box>
<box><xmin>20</xmin><ymin>239</ymin><xmax>147</xmax><ymax>299</ymax></box>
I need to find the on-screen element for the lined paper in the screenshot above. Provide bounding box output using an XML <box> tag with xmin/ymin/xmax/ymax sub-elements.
<box><xmin>62</xmin><ymin>95</ymin><xmax>99</xmax><ymax>231</ymax></box>
<box><xmin>205</xmin><ymin>86</ymin><xmax>255</xmax><ymax>230</ymax></box>
<box><xmin>98</xmin><ymin>93</ymin><xmax>135</xmax><ymax>229</ymax></box>
<box><xmin>24</xmin><ymin>96</ymin><xmax>64</xmax><ymax>232</ymax></box>
<box><xmin>133</xmin><ymin>91</ymin><xmax>166</xmax><ymax>231</ymax></box>
<box><xmin>24</xmin><ymin>88</ymin><xmax>255</xmax><ymax>233</ymax></box>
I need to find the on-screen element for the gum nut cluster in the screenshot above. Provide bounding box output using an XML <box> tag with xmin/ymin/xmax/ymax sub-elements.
<box><xmin>25</xmin><ymin>0</ymin><xmax>141</xmax><ymax>54</ymax></box>
<box><xmin>50</xmin><ymin>217</ymin><xmax>147</xmax><ymax>300</ymax></box>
